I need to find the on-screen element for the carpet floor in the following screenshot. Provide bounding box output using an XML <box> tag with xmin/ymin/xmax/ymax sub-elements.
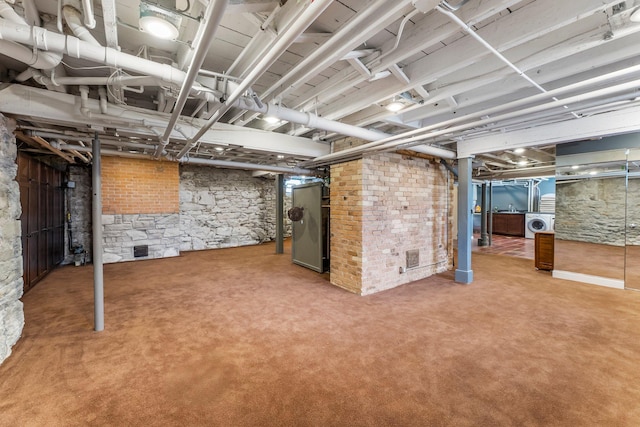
<box><xmin>1</xmin><ymin>242</ymin><xmax>640</xmax><ymax>426</ymax></box>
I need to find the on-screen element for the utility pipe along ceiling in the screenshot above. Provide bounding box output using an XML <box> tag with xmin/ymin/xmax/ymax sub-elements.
<box><xmin>1</xmin><ymin>0</ymin><xmax>640</xmax><ymax>176</ymax></box>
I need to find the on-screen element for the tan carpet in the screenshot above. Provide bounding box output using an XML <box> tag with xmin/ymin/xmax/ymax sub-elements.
<box><xmin>1</xmin><ymin>242</ymin><xmax>640</xmax><ymax>426</ymax></box>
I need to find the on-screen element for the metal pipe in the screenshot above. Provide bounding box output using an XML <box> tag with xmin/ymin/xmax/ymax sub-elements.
<box><xmin>158</xmin><ymin>0</ymin><xmax>229</xmax><ymax>157</ymax></box>
<box><xmin>275</xmin><ymin>174</ymin><xmax>284</xmax><ymax>254</ymax></box>
<box><xmin>91</xmin><ymin>132</ymin><xmax>104</xmax><ymax>331</ymax></box>
<box><xmin>175</xmin><ymin>0</ymin><xmax>334</xmax><ymax>159</ymax></box>
<box><xmin>180</xmin><ymin>157</ymin><xmax>313</xmax><ymax>175</ymax></box>
<box><xmin>261</xmin><ymin>0</ymin><xmax>412</xmax><ymax>102</ymax></box>
<box><xmin>303</xmin><ymin>68</ymin><xmax>640</xmax><ymax>166</ymax></box>
<box><xmin>435</xmin><ymin>4</ymin><xmax>578</xmax><ymax>118</ymax></box>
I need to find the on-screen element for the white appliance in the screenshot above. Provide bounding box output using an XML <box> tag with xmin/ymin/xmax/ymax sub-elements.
<box><xmin>525</xmin><ymin>213</ymin><xmax>555</xmax><ymax>239</ymax></box>
<box><xmin>540</xmin><ymin>193</ymin><xmax>556</xmax><ymax>213</ymax></box>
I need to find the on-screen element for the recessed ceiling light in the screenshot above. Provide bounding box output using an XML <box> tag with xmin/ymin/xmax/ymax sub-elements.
<box><xmin>214</xmin><ymin>147</ymin><xmax>224</xmax><ymax>152</ymax></box>
<box><xmin>386</xmin><ymin>101</ymin><xmax>404</xmax><ymax>112</ymax></box>
<box><xmin>139</xmin><ymin>3</ymin><xmax>182</xmax><ymax>40</ymax></box>
<box><xmin>571</xmin><ymin>165</ymin><xmax>580</xmax><ymax>170</ymax></box>
<box><xmin>514</xmin><ymin>148</ymin><xmax>525</xmax><ymax>154</ymax></box>
<box><xmin>517</xmin><ymin>160</ymin><xmax>528</xmax><ymax>166</ymax></box>
<box><xmin>589</xmin><ymin>170</ymin><xmax>598</xmax><ymax>175</ymax></box>
<box><xmin>264</xmin><ymin>116</ymin><xmax>280</xmax><ymax>124</ymax></box>
<box><xmin>277</xmin><ymin>155</ymin><xmax>285</xmax><ymax>159</ymax></box>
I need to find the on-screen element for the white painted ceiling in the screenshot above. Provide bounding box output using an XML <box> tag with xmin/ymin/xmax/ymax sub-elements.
<box><xmin>1</xmin><ymin>0</ymin><xmax>640</xmax><ymax>176</ymax></box>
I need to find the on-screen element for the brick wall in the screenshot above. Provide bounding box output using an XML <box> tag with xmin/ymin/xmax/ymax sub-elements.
<box><xmin>102</xmin><ymin>157</ymin><xmax>179</xmax><ymax>214</ymax></box>
<box><xmin>100</xmin><ymin>157</ymin><xmax>180</xmax><ymax>263</ymax></box>
<box><xmin>329</xmin><ymin>160</ymin><xmax>363</xmax><ymax>293</ymax></box>
<box><xmin>330</xmin><ymin>153</ymin><xmax>453</xmax><ymax>295</ymax></box>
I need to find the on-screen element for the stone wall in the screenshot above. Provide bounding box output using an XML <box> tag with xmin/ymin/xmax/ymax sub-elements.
<box><xmin>330</xmin><ymin>153</ymin><xmax>453</xmax><ymax>295</ymax></box>
<box><xmin>100</xmin><ymin>157</ymin><xmax>181</xmax><ymax>263</ymax></box>
<box><xmin>556</xmin><ymin>177</ymin><xmax>626</xmax><ymax>246</ymax></box>
<box><xmin>102</xmin><ymin>213</ymin><xmax>180</xmax><ymax>263</ymax></box>
<box><xmin>63</xmin><ymin>165</ymin><xmax>92</xmax><ymax>264</ymax></box>
<box><xmin>0</xmin><ymin>114</ymin><xmax>24</xmax><ymax>365</ymax></box>
<box><xmin>179</xmin><ymin>165</ymin><xmax>291</xmax><ymax>251</ymax></box>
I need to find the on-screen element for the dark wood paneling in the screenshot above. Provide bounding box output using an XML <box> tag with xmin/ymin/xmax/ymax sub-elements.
<box><xmin>17</xmin><ymin>153</ymin><xmax>66</xmax><ymax>293</ymax></box>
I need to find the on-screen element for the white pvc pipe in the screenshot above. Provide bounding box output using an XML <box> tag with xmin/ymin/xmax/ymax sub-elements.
<box><xmin>158</xmin><ymin>0</ymin><xmax>229</xmax><ymax>157</ymax></box>
<box><xmin>175</xmin><ymin>0</ymin><xmax>334</xmax><ymax>159</ymax></box>
<box><xmin>0</xmin><ymin>0</ymin><xmax>26</xmax><ymax>24</ymax></box>
<box><xmin>82</xmin><ymin>0</ymin><xmax>96</xmax><ymax>29</ymax></box>
<box><xmin>0</xmin><ymin>40</ymin><xmax>61</xmax><ymax>69</ymax></box>
<box><xmin>22</xmin><ymin>0</ymin><xmax>40</xmax><ymax>27</ymax></box>
<box><xmin>0</xmin><ymin>18</ymin><xmax>188</xmax><ymax>86</ymax></box>
<box><xmin>63</xmin><ymin>5</ymin><xmax>100</xmax><ymax>45</ymax></box>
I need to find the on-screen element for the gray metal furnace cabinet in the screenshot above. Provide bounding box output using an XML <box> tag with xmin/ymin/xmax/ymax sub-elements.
<box><xmin>290</xmin><ymin>182</ymin><xmax>329</xmax><ymax>273</ymax></box>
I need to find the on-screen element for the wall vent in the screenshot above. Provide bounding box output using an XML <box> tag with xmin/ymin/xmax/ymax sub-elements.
<box><xmin>406</xmin><ymin>249</ymin><xmax>419</xmax><ymax>269</ymax></box>
<box><xmin>134</xmin><ymin>245</ymin><xmax>149</xmax><ymax>258</ymax></box>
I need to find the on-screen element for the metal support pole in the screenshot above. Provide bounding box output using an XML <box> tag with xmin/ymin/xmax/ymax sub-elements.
<box><xmin>488</xmin><ymin>181</ymin><xmax>493</xmax><ymax>246</ymax></box>
<box><xmin>455</xmin><ymin>157</ymin><xmax>474</xmax><ymax>284</ymax></box>
<box><xmin>91</xmin><ymin>132</ymin><xmax>104</xmax><ymax>331</ymax></box>
<box><xmin>275</xmin><ymin>174</ymin><xmax>284</xmax><ymax>254</ymax></box>
<box><xmin>478</xmin><ymin>182</ymin><xmax>489</xmax><ymax>246</ymax></box>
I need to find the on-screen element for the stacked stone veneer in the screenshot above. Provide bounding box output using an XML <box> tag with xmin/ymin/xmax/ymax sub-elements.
<box><xmin>101</xmin><ymin>157</ymin><xmax>180</xmax><ymax>263</ymax></box>
<box><xmin>556</xmin><ymin>178</ymin><xmax>626</xmax><ymax>246</ymax></box>
<box><xmin>179</xmin><ymin>165</ymin><xmax>291</xmax><ymax>251</ymax></box>
<box><xmin>331</xmin><ymin>152</ymin><xmax>453</xmax><ymax>295</ymax></box>
<box><xmin>0</xmin><ymin>114</ymin><xmax>24</xmax><ymax>365</ymax></box>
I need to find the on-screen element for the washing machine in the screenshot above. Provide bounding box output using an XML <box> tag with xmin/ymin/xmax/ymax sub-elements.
<box><xmin>525</xmin><ymin>213</ymin><xmax>554</xmax><ymax>239</ymax></box>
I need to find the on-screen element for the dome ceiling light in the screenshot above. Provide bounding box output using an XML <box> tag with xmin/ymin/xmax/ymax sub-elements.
<box><xmin>139</xmin><ymin>1</ymin><xmax>182</xmax><ymax>40</ymax></box>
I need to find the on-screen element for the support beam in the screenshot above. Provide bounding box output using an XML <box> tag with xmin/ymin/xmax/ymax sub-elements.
<box><xmin>457</xmin><ymin>105</ymin><xmax>640</xmax><ymax>157</ymax></box>
<box><xmin>478</xmin><ymin>182</ymin><xmax>489</xmax><ymax>247</ymax></box>
<box><xmin>275</xmin><ymin>174</ymin><xmax>284</xmax><ymax>254</ymax></box>
<box><xmin>91</xmin><ymin>133</ymin><xmax>104</xmax><ymax>331</ymax></box>
<box><xmin>455</xmin><ymin>157</ymin><xmax>474</xmax><ymax>284</ymax></box>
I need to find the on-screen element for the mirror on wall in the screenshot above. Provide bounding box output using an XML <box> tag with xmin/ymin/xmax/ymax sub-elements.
<box><xmin>626</xmin><ymin>160</ymin><xmax>640</xmax><ymax>290</ymax></box>
<box><xmin>554</xmin><ymin>160</ymin><xmax>627</xmax><ymax>284</ymax></box>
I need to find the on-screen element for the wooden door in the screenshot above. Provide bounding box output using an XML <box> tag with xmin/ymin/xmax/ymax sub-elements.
<box><xmin>17</xmin><ymin>153</ymin><xmax>66</xmax><ymax>292</ymax></box>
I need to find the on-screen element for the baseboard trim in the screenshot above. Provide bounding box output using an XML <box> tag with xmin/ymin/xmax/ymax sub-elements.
<box><xmin>552</xmin><ymin>270</ymin><xmax>625</xmax><ymax>290</ymax></box>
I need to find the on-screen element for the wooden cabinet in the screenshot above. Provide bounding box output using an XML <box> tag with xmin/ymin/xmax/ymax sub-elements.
<box><xmin>491</xmin><ymin>213</ymin><xmax>525</xmax><ymax>237</ymax></box>
<box><xmin>17</xmin><ymin>153</ymin><xmax>65</xmax><ymax>293</ymax></box>
<box><xmin>535</xmin><ymin>231</ymin><xmax>554</xmax><ymax>270</ymax></box>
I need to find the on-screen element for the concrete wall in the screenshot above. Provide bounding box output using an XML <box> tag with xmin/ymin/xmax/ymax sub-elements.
<box><xmin>179</xmin><ymin>165</ymin><xmax>290</xmax><ymax>251</ymax></box>
<box><xmin>330</xmin><ymin>153</ymin><xmax>453</xmax><ymax>295</ymax></box>
<box><xmin>0</xmin><ymin>114</ymin><xmax>24</xmax><ymax>365</ymax></box>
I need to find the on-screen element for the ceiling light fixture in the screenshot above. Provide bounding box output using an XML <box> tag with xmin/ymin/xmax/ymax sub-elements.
<box><xmin>517</xmin><ymin>160</ymin><xmax>528</xmax><ymax>166</ymax></box>
<box><xmin>264</xmin><ymin>116</ymin><xmax>280</xmax><ymax>124</ymax></box>
<box><xmin>571</xmin><ymin>165</ymin><xmax>580</xmax><ymax>170</ymax></box>
<box><xmin>139</xmin><ymin>2</ymin><xmax>182</xmax><ymax>40</ymax></box>
<box><xmin>514</xmin><ymin>148</ymin><xmax>525</xmax><ymax>154</ymax></box>
<box><xmin>386</xmin><ymin>101</ymin><xmax>405</xmax><ymax>112</ymax></box>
